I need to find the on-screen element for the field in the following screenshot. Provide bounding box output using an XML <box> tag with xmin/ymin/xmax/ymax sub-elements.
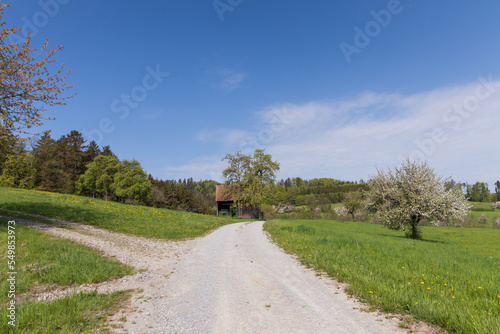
<box><xmin>0</xmin><ymin>218</ymin><xmax>134</xmax><ymax>332</ymax></box>
<box><xmin>0</xmin><ymin>187</ymin><xmax>246</xmax><ymax>240</ymax></box>
<box><xmin>264</xmin><ymin>219</ymin><xmax>500</xmax><ymax>334</ymax></box>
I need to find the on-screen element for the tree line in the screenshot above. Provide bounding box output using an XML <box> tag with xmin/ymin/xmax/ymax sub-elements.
<box><xmin>1</xmin><ymin>134</ymin><xmax>375</xmax><ymax>216</ymax></box>
<box><xmin>0</xmin><ymin>129</ymin><xmax>215</xmax><ymax>214</ymax></box>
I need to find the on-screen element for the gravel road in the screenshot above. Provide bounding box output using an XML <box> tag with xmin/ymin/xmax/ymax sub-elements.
<box><xmin>161</xmin><ymin>221</ymin><xmax>404</xmax><ymax>334</ymax></box>
<box><xmin>8</xmin><ymin>215</ymin><xmax>412</xmax><ymax>333</ymax></box>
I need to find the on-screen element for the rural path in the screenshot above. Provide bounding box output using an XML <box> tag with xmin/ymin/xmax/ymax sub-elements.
<box><xmin>8</xmin><ymin>215</ymin><xmax>412</xmax><ymax>333</ymax></box>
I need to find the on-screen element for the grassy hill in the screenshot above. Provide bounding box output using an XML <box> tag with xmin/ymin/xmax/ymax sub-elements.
<box><xmin>0</xmin><ymin>187</ymin><xmax>246</xmax><ymax>240</ymax></box>
<box><xmin>265</xmin><ymin>219</ymin><xmax>500</xmax><ymax>334</ymax></box>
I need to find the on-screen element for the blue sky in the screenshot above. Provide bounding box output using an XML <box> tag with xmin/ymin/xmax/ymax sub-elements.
<box><xmin>4</xmin><ymin>1</ymin><xmax>500</xmax><ymax>188</ymax></box>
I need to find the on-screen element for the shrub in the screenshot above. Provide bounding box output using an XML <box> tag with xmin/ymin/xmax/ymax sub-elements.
<box><xmin>312</xmin><ymin>207</ymin><xmax>322</xmax><ymax>220</ymax></box>
<box><xmin>297</xmin><ymin>209</ymin><xmax>313</xmax><ymax>220</ymax></box>
<box><xmin>479</xmin><ymin>214</ymin><xmax>489</xmax><ymax>228</ymax></box>
<box><xmin>261</xmin><ymin>204</ymin><xmax>276</xmax><ymax>220</ymax></box>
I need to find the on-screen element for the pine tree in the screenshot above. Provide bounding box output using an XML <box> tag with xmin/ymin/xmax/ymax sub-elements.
<box><xmin>32</xmin><ymin>133</ymin><xmax>56</xmax><ymax>186</ymax></box>
<box><xmin>85</xmin><ymin>140</ymin><xmax>101</xmax><ymax>163</ymax></box>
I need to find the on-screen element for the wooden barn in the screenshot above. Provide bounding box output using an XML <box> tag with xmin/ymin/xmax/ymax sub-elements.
<box><xmin>216</xmin><ymin>185</ymin><xmax>255</xmax><ymax>218</ymax></box>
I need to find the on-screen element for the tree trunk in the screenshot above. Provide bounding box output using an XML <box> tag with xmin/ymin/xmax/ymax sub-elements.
<box><xmin>411</xmin><ymin>224</ymin><xmax>418</xmax><ymax>239</ymax></box>
<box><xmin>410</xmin><ymin>216</ymin><xmax>420</xmax><ymax>239</ymax></box>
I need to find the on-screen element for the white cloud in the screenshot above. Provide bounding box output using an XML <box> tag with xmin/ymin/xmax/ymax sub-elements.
<box><xmin>164</xmin><ymin>76</ymin><xmax>500</xmax><ymax>188</ymax></box>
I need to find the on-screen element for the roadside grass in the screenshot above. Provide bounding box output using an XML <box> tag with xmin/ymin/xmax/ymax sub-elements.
<box><xmin>1</xmin><ymin>290</ymin><xmax>131</xmax><ymax>333</ymax></box>
<box><xmin>0</xmin><ymin>219</ymin><xmax>134</xmax><ymax>304</ymax></box>
<box><xmin>264</xmin><ymin>219</ymin><xmax>500</xmax><ymax>334</ymax></box>
<box><xmin>0</xmin><ymin>187</ymin><xmax>246</xmax><ymax>240</ymax></box>
<box><xmin>0</xmin><ymin>218</ymin><xmax>135</xmax><ymax>332</ymax></box>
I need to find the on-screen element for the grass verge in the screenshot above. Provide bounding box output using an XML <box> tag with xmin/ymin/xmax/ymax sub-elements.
<box><xmin>0</xmin><ymin>187</ymin><xmax>246</xmax><ymax>240</ymax></box>
<box><xmin>0</xmin><ymin>219</ymin><xmax>134</xmax><ymax>303</ymax></box>
<box><xmin>0</xmin><ymin>218</ymin><xmax>135</xmax><ymax>332</ymax></box>
<box><xmin>1</xmin><ymin>290</ymin><xmax>131</xmax><ymax>333</ymax></box>
<box><xmin>264</xmin><ymin>219</ymin><xmax>500</xmax><ymax>334</ymax></box>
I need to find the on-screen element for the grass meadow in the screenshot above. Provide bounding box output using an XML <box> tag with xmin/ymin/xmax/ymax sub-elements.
<box><xmin>264</xmin><ymin>219</ymin><xmax>500</xmax><ymax>334</ymax></box>
<box><xmin>0</xmin><ymin>187</ymin><xmax>246</xmax><ymax>240</ymax></box>
<box><xmin>0</xmin><ymin>218</ymin><xmax>134</xmax><ymax>332</ymax></box>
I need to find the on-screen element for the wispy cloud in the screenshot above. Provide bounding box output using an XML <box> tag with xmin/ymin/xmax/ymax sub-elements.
<box><xmin>205</xmin><ymin>67</ymin><xmax>246</xmax><ymax>91</ymax></box>
<box><xmin>160</xmin><ymin>156</ymin><xmax>226</xmax><ymax>182</ymax></box>
<box><xmin>163</xmin><ymin>77</ymin><xmax>500</xmax><ymax>186</ymax></box>
<box><xmin>196</xmin><ymin>128</ymin><xmax>249</xmax><ymax>143</ymax></box>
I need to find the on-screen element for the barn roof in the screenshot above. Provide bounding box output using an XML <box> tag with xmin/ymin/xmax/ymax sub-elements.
<box><xmin>216</xmin><ymin>185</ymin><xmax>234</xmax><ymax>202</ymax></box>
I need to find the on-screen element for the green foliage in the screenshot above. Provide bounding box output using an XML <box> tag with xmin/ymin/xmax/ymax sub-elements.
<box><xmin>265</xmin><ymin>219</ymin><xmax>500</xmax><ymax>334</ymax></box>
<box><xmin>297</xmin><ymin>208</ymin><xmax>313</xmax><ymax>220</ymax></box>
<box><xmin>0</xmin><ymin>187</ymin><xmax>245</xmax><ymax>239</ymax></box>
<box><xmin>78</xmin><ymin>155</ymin><xmax>118</xmax><ymax>198</ymax></box>
<box><xmin>467</xmin><ymin>182</ymin><xmax>491</xmax><ymax>203</ymax></box>
<box><xmin>343</xmin><ymin>191</ymin><xmax>365</xmax><ymax>221</ymax></box>
<box><xmin>222</xmin><ymin>149</ymin><xmax>280</xmax><ymax>218</ymax></box>
<box><xmin>112</xmin><ymin>159</ymin><xmax>151</xmax><ymax>202</ymax></box>
<box><xmin>0</xmin><ymin>151</ymin><xmax>36</xmax><ymax>189</ymax></box>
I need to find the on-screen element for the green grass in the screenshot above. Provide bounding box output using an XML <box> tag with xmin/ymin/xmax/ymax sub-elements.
<box><xmin>470</xmin><ymin>202</ymin><xmax>496</xmax><ymax>211</ymax></box>
<box><xmin>466</xmin><ymin>202</ymin><xmax>500</xmax><ymax>228</ymax></box>
<box><xmin>1</xmin><ymin>290</ymin><xmax>131</xmax><ymax>333</ymax></box>
<box><xmin>0</xmin><ymin>218</ymin><xmax>135</xmax><ymax>332</ymax></box>
<box><xmin>264</xmin><ymin>219</ymin><xmax>500</xmax><ymax>334</ymax></box>
<box><xmin>0</xmin><ymin>219</ymin><xmax>134</xmax><ymax>304</ymax></box>
<box><xmin>0</xmin><ymin>187</ymin><xmax>246</xmax><ymax>240</ymax></box>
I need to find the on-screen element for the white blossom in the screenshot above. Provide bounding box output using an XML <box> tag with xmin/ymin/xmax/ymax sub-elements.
<box><xmin>366</xmin><ymin>159</ymin><xmax>471</xmax><ymax>238</ymax></box>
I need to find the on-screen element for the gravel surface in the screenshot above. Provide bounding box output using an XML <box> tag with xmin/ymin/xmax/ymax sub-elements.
<box><xmin>7</xmin><ymin>215</ymin><xmax>419</xmax><ymax>333</ymax></box>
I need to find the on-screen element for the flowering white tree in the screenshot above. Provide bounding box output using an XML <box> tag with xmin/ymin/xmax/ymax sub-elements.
<box><xmin>334</xmin><ymin>205</ymin><xmax>349</xmax><ymax>221</ymax></box>
<box><xmin>366</xmin><ymin>159</ymin><xmax>471</xmax><ymax>239</ymax></box>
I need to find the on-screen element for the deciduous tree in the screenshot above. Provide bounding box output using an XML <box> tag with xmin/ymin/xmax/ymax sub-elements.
<box><xmin>0</xmin><ymin>146</ymin><xmax>35</xmax><ymax>189</ymax></box>
<box><xmin>366</xmin><ymin>159</ymin><xmax>471</xmax><ymax>239</ymax></box>
<box><xmin>0</xmin><ymin>4</ymin><xmax>74</xmax><ymax>137</ymax></box>
<box><xmin>78</xmin><ymin>155</ymin><xmax>118</xmax><ymax>199</ymax></box>
<box><xmin>222</xmin><ymin>149</ymin><xmax>279</xmax><ymax>218</ymax></box>
<box><xmin>112</xmin><ymin>159</ymin><xmax>151</xmax><ymax>202</ymax></box>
